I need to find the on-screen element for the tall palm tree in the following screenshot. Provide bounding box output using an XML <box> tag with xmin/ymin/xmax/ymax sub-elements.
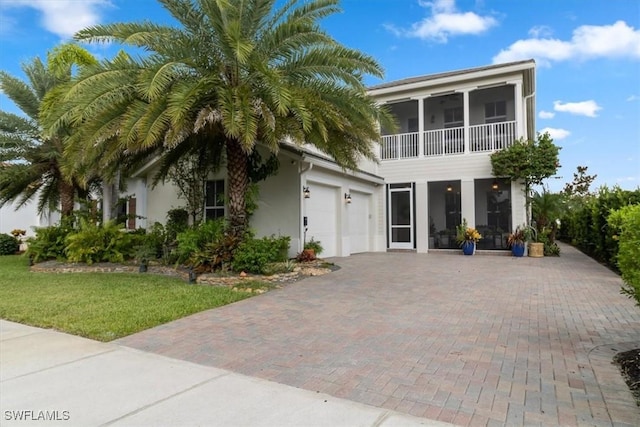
<box><xmin>49</xmin><ymin>0</ymin><xmax>394</xmax><ymax>237</ymax></box>
<box><xmin>0</xmin><ymin>57</ymin><xmax>74</xmax><ymax>216</ymax></box>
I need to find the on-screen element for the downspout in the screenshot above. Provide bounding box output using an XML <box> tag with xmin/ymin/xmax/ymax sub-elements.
<box><xmin>523</xmin><ymin>91</ymin><xmax>535</xmax><ymax>140</ymax></box>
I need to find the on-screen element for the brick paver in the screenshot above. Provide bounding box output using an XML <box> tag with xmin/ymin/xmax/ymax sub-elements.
<box><xmin>118</xmin><ymin>243</ymin><xmax>640</xmax><ymax>426</ymax></box>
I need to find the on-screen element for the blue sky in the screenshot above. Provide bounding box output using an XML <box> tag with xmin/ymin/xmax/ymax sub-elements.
<box><xmin>1</xmin><ymin>0</ymin><xmax>638</xmax><ymax>192</ymax></box>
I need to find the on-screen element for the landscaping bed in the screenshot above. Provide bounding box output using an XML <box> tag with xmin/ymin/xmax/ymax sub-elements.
<box><xmin>614</xmin><ymin>348</ymin><xmax>640</xmax><ymax>406</ymax></box>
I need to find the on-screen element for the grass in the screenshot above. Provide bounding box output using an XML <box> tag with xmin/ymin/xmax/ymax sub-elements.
<box><xmin>0</xmin><ymin>255</ymin><xmax>253</xmax><ymax>341</ymax></box>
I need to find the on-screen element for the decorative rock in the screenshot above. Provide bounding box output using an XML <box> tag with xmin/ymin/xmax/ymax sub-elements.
<box><xmin>239</xmin><ymin>271</ymin><xmax>247</xmax><ymax>277</ymax></box>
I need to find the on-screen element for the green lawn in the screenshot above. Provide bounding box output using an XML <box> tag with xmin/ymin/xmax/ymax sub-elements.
<box><xmin>0</xmin><ymin>255</ymin><xmax>253</xmax><ymax>341</ymax></box>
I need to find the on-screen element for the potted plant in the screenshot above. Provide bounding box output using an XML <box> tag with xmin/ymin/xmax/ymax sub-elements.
<box><xmin>300</xmin><ymin>237</ymin><xmax>323</xmax><ymax>261</ymax></box>
<box><xmin>456</xmin><ymin>219</ymin><xmax>482</xmax><ymax>255</ymax></box>
<box><xmin>507</xmin><ymin>226</ymin><xmax>528</xmax><ymax>257</ymax></box>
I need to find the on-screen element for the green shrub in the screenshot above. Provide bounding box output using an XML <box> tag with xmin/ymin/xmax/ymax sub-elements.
<box><xmin>608</xmin><ymin>204</ymin><xmax>640</xmax><ymax>305</ymax></box>
<box><xmin>232</xmin><ymin>235</ymin><xmax>291</xmax><ymax>274</ymax></box>
<box><xmin>176</xmin><ymin>219</ymin><xmax>227</xmax><ymax>264</ymax></box>
<box><xmin>166</xmin><ymin>208</ymin><xmax>189</xmax><ymax>240</ymax></box>
<box><xmin>0</xmin><ymin>234</ymin><xmax>19</xmax><ymax>255</ymax></box>
<box><xmin>559</xmin><ymin>186</ymin><xmax>640</xmax><ymax>270</ymax></box>
<box><xmin>65</xmin><ymin>220</ymin><xmax>138</xmax><ymax>264</ymax></box>
<box><xmin>26</xmin><ymin>219</ymin><xmax>76</xmax><ymax>262</ymax></box>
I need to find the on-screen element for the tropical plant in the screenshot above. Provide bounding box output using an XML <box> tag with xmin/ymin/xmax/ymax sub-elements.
<box><xmin>47</xmin><ymin>0</ymin><xmax>394</xmax><ymax>241</ymax></box>
<box><xmin>0</xmin><ymin>56</ymin><xmax>73</xmax><ymax>216</ymax></box>
<box><xmin>491</xmin><ymin>132</ymin><xmax>560</xmax><ymax>226</ymax></box>
<box><xmin>65</xmin><ymin>219</ymin><xmax>139</xmax><ymax>264</ymax></box>
<box><xmin>304</xmin><ymin>237</ymin><xmax>323</xmax><ymax>255</ymax></box>
<box><xmin>531</xmin><ymin>188</ymin><xmax>564</xmax><ymax>243</ymax></box>
<box><xmin>506</xmin><ymin>226</ymin><xmax>529</xmax><ymax>248</ymax></box>
<box><xmin>26</xmin><ymin>218</ymin><xmax>77</xmax><ymax>262</ymax></box>
<box><xmin>456</xmin><ymin>219</ymin><xmax>482</xmax><ymax>247</ymax></box>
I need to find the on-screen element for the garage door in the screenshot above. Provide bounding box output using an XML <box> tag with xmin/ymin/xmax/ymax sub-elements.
<box><xmin>348</xmin><ymin>191</ymin><xmax>370</xmax><ymax>253</ymax></box>
<box><xmin>305</xmin><ymin>184</ymin><xmax>338</xmax><ymax>257</ymax></box>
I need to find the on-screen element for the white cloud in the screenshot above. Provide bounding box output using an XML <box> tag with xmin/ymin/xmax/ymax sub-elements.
<box><xmin>538</xmin><ymin>110</ymin><xmax>555</xmax><ymax>119</ymax></box>
<box><xmin>540</xmin><ymin>127</ymin><xmax>570</xmax><ymax>140</ymax></box>
<box><xmin>553</xmin><ymin>100</ymin><xmax>602</xmax><ymax>117</ymax></box>
<box><xmin>386</xmin><ymin>0</ymin><xmax>498</xmax><ymax>43</ymax></box>
<box><xmin>627</xmin><ymin>95</ymin><xmax>639</xmax><ymax>102</ymax></box>
<box><xmin>493</xmin><ymin>20</ymin><xmax>640</xmax><ymax>65</ymax></box>
<box><xmin>616</xmin><ymin>176</ymin><xmax>637</xmax><ymax>182</ymax></box>
<box><xmin>528</xmin><ymin>25</ymin><xmax>553</xmax><ymax>38</ymax></box>
<box><xmin>1</xmin><ymin>0</ymin><xmax>111</xmax><ymax>39</ymax></box>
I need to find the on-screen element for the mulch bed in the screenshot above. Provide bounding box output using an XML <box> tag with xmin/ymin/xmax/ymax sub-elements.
<box><xmin>614</xmin><ymin>348</ymin><xmax>640</xmax><ymax>406</ymax></box>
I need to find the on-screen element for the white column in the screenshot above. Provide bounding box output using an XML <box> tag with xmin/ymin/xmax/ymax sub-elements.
<box><xmin>460</xmin><ymin>179</ymin><xmax>475</xmax><ymax>228</ymax></box>
<box><xmin>415</xmin><ymin>182</ymin><xmax>428</xmax><ymax>253</ymax></box>
<box><xmin>461</xmin><ymin>90</ymin><xmax>470</xmax><ymax>154</ymax></box>
<box><xmin>417</xmin><ymin>98</ymin><xmax>425</xmax><ymax>157</ymax></box>
<box><xmin>514</xmin><ymin>82</ymin><xmax>523</xmax><ymax>139</ymax></box>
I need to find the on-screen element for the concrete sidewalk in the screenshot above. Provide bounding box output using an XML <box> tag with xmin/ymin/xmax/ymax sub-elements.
<box><xmin>0</xmin><ymin>320</ymin><xmax>452</xmax><ymax>427</ymax></box>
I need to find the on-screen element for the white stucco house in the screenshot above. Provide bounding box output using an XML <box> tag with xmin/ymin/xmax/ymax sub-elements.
<box><xmin>0</xmin><ymin>199</ymin><xmax>59</xmax><ymax>238</ymax></box>
<box><xmin>118</xmin><ymin>60</ymin><xmax>536</xmax><ymax>258</ymax></box>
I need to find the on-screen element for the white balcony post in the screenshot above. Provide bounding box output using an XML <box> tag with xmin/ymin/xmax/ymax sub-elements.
<box><xmin>461</xmin><ymin>89</ymin><xmax>470</xmax><ymax>154</ymax></box>
<box><xmin>417</xmin><ymin>98</ymin><xmax>425</xmax><ymax>157</ymax></box>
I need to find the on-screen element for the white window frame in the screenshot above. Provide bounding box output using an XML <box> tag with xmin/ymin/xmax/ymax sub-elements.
<box><xmin>205</xmin><ymin>180</ymin><xmax>225</xmax><ymax>221</ymax></box>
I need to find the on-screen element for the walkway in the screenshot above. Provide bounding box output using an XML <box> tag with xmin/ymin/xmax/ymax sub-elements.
<box><xmin>118</xmin><ymin>243</ymin><xmax>640</xmax><ymax>426</ymax></box>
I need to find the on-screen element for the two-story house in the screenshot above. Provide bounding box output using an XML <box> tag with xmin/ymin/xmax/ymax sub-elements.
<box><xmin>119</xmin><ymin>59</ymin><xmax>535</xmax><ymax>258</ymax></box>
<box><xmin>371</xmin><ymin>59</ymin><xmax>535</xmax><ymax>253</ymax></box>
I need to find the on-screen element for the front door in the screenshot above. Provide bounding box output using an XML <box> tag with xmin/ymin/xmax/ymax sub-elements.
<box><xmin>388</xmin><ymin>183</ymin><xmax>414</xmax><ymax>249</ymax></box>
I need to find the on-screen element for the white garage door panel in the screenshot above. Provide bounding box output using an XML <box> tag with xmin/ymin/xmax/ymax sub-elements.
<box><xmin>349</xmin><ymin>192</ymin><xmax>370</xmax><ymax>253</ymax></box>
<box><xmin>305</xmin><ymin>184</ymin><xmax>338</xmax><ymax>257</ymax></box>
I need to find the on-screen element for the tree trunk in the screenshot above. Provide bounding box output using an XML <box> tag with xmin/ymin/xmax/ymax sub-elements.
<box><xmin>59</xmin><ymin>180</ymin><xmax>75</xmax><ymax>217</ymax></box>
<box><xmin>226</xmin><ymin>138</ymin><xmax>249</xmax><ymax>238</ymax></box>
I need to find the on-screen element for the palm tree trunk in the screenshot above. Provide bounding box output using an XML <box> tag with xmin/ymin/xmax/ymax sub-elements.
<box><xmin>226</xmin><ymin>138</ymin><xmax>249</xmax><ymax>238</ymax></box>
<box><xmin>59</xmin><ymin>180</ymin><xmax>75</xmax><ymax>217</ymax></box>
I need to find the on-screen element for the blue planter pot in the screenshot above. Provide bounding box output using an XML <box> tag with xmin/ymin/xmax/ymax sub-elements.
<box><xmin>462</xmin><ymin>242</ymin><xmax>475</xmax><ymax>255</ymax></box>
<box><xmin>512</xmin><ymin>243</ymin><xmax>525</xmax><ymax>257</ymax></box>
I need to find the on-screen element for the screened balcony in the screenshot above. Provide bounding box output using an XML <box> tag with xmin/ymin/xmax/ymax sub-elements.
<box><xmin>379</xmin><ymin>85</ymin><xmax>521</xmax><ymax>160</ymax></box>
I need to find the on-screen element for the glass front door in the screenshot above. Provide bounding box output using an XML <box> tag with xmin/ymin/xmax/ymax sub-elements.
<box><xmin>389</xmin><ymin>184</ymin><xmax>413</xmax><ymax>249</ymax></box>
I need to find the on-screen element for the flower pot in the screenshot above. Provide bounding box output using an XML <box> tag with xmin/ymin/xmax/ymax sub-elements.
<box><xmin>462</xmin><ymin>242</ymin><xmax>475</xmax><ymax>255</ymax></box>
<box><xmin>528</xmin><ymin>242</ymin><xmax>544</xmax><ymax>258</ymax></box>
<box><xmin>302</xmin><ymin>248</ymin><xmax>316</xmax><ymax>260</ymax></box>
<box><xmin>511</xmin><ymin>243</ymin><xmax>525</xmax><ymax>257</ymax></box>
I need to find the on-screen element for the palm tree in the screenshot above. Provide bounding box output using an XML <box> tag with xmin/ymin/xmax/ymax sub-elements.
<box><xmin>532</xmin><ymin>188</ymin><xmax>564</xmax><ymax>242</ymax></box>
<box><xmin>50</xmin><ymin>0</ymin><xmax>394</xmax><ymax>238</ymax></box>
<box><xmin>0</xmin><ymin>57</ymin><xmax>74</xmax><ymax>216</ymax></box>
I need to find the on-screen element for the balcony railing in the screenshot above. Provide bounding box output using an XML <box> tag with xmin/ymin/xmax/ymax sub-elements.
<box><xmin>379</xmin><ymin>121</ymin><xmax>517</xmax><ymax>160</ymax></box>
<box><xmin>469</xmin><ymin>121</ymin><xmax>517</xmax><ymax>153</ymax></box>
<box><xmin>380</xmin><ymin>132</ymin><xmax>419</xmax><ymax>160</ymax></box>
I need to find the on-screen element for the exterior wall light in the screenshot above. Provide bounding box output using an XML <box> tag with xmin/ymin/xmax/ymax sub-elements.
<box><xmin>345</xmin><ymin>193</ymin><xmax>352</xmax><ymax>204</ymax></box>
<box><xmin>446</xmin><ymin>184</ymin><xmax>453</xmax><ymax>192</ymax></box>
<box><xmin>303</xmin><ymin>186</ymin><xmax>310</xmax><ymax>198</ymax></box>
<box><xmin>492</xmin><ymin>180</ymin><xmax>499</xmax><ymax>191</ymax></box>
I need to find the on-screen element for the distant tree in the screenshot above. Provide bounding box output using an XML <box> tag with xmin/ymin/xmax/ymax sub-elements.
<box><xmin>491</xmin><ymin>132</ymin><xmax>561</xmax><ymax>226</ymax></box>
<box><xmin>562</xmin><ymin>165</ymin><xmax>597</xmax><ymax>197</ymax></box>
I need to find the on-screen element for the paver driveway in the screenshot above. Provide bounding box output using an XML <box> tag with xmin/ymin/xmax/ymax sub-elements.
<box><xmin>118</xmin><ymin>243</ymin><xmax>640</xmax><ymax>426</ymax></box>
